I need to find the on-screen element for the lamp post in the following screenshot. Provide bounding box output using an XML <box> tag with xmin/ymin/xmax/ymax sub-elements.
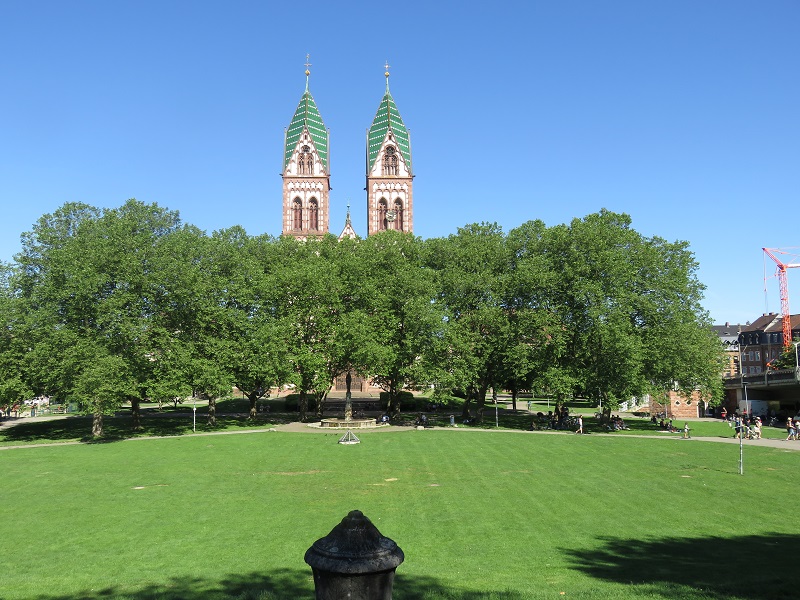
<box><xmin>739</xmin><ymin>383</ymin><xmax>747</xmax><ymax>476</ymax></box>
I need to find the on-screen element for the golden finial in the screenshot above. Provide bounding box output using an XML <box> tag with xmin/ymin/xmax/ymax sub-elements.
<box><xmin>304</xmin><ymin>54</ymin><xmax>311</xmax><ymax>91</ymax></box>
<box><xmin>384</xmin><ymin>60</ymin><xmax>390</xmax><ymax>92</ymax></box>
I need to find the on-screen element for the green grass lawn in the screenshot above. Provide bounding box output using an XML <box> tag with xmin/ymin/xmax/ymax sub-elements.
<box><xmin>2</xmin><ymin>428</ymin><xmax>798</xmax><ymax>599</ymax></box>
<box><xmin>0</xmin><ymin>405</ymin><xmax>790</xmax><ymax>447</ymax></box>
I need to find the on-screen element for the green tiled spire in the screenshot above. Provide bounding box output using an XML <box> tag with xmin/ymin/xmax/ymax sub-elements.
<box><xmin>284</xmin><ymin>86</ymin><xmax>328</xmax><ymax>171</ymax></box>
<box><xmin>367</xmin><ymin>73</ymin><xmax>411</xmax><ymax>173</ymax></box>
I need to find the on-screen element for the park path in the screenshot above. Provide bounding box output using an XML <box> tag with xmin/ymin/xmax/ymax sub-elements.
<box><xmin>2</xmin><ymin>414</ymin><xmax>800</xmax><ymax>451</ymax></box>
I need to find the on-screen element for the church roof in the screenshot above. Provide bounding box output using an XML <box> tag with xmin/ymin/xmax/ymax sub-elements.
<box><xmin>284</xmin><ymin>90</ymin><xmax>328</xmax><ymax>170</ymax></box>
<box><xmin>367</xmin><ymin>90</ymin><xmax>411</xmax><ymax>173</ymax></box>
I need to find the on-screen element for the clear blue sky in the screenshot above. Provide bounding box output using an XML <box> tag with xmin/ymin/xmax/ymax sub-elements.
<box><xmin>1</xmin><ymin>1</ymin><xmax>798</xmax><ymax>326</ymax></box>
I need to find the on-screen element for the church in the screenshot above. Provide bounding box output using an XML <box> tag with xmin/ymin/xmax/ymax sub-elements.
<box><xmin>281</xmin><ymin>61</ymin><xmax>414</xmax><ymax>239</ymax></box>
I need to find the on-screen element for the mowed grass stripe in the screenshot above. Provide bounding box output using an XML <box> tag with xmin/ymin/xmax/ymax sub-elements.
<box><xmin>2</xmin><ymin>430</ymin><xmax>798</xmax><ymax>599</ymax></box>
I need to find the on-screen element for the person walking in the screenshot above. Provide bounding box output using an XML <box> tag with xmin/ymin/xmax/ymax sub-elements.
<box><xmin>575</xmin><ymin>415</ymin><xmax>583</xmax><ymax>435</ymax></box>
<box><xmin>683</xmin><ymin>422</ymin><xmax>690</xmax><ymax>439</ymax></box>
<box><xmin>786</xmin><ymin>417</ymin><xmax>796</xmax><ymax>441</ymax></box>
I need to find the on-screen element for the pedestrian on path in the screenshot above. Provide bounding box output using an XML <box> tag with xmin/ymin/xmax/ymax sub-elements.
<box><xmin>575</xmin><ymin>415</ymin><xmax>583</xmax><ymax>435</ymax></box>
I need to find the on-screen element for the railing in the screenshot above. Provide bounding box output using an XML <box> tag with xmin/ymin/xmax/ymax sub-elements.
<box><xmin>723</xmin><ymin>368</ymin><xmax>799</xmax><ymax>388</ymax></box>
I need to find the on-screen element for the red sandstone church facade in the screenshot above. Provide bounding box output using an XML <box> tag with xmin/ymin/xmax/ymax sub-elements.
<box><xmin>281</xmin><ymin>62</ymin><xmax>414</xmax><ymax>241</ymax></box>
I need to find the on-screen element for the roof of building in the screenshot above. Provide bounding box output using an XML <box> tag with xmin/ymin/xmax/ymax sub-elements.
<box><xmin>741</xmin><ymin>313</ymin><xmax>781</xmax><ymax>333</ymax></box>
<box><xmin>712</xmin><ymin>323</ymin><xmax>743</xmax><ymax>342</ymax></box>
<box><xmin>338</xmin><ymin>205</ymin><xmax>358</xmax><ymax>240</ymax></box>
<box><xmin>367</xmin><ymin>75</ymin><xmax>411</xmax><ymax>173</ymax></box>
<box><xmin>284</xmin><ymin>87</ymin><xmax>328</xmax><ymax>171</ymax></box>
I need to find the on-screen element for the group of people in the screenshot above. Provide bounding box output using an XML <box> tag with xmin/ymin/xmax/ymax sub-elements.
<box><xmin>606</xmin><ymin>415</ymin><xmax>630</xmax><ymax>431</ymax></box>
<box><xmin>652</xmin><ymin>415</ymin><xmax>679</xmax><ymax>432</ymax></box>
<box><xmin>732</xmin><ymin>414</ymin><xmax>762</xmax><ymax>440</ymax></box>
<box><xmin>0</xmin><ymin>403</ymin><xmax>20</xmax><ymax>420</ymax></box>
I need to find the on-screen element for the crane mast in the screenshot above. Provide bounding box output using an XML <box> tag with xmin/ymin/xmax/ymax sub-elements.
<box><xmin>763</xmin><ymin>248</ymin><xmax>800</xmax><ymax>350</ymax></box>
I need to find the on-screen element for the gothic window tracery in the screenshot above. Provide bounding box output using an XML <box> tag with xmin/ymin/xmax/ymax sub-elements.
<box><xmin>292</xmin><ymin>198</ymin><xmax>302</xmax><ymax>230</ymax></box>
<box><xmin>383</xmin><ymin>146</ymin><xmax>398</xmax><ymax>175</ymax></box>
<box><xmin>309</xmin><ymin>198</ymin><xmax>319</xmax><ymax>231</ymax></box>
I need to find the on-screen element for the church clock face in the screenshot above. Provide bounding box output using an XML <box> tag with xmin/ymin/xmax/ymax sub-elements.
<box><xmin>386</xmin><ymin>209</ymin><xmax>397</xmax><ymax>222</ymax></box>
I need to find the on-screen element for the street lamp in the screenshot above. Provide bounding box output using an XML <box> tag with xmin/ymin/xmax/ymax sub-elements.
<box><xmin>739</xmin><ymin>383</ymin><xmax>747</xmax><ymax>476</ymax></box>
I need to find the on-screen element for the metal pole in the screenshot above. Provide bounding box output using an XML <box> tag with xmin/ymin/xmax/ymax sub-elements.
<box><xmin>739</xmin><ymin>384</ymin><xmax>747</xmax><ymax>475</ymax></box>
<box><xmin>193</xmin><ymin>397</ymin><xmax>196</xmax><ymax>433</ymax></box>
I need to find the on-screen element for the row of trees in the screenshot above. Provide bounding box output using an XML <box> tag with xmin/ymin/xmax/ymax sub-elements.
<box><xmin>0</xmin><ymin>200</ymin><xmax>723</xmax><ymax>436</ymax></box>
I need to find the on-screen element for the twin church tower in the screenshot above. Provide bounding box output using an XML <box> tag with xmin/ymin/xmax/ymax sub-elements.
<box><xmin>281</xmin><ymin>61</ymin><xmax>414</xmax><ymax>239</ymax></box>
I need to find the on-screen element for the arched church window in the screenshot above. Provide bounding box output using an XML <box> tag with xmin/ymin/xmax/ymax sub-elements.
<box><xmin>383</xmin><ymin>146</ymin><xmax>398</xmax><ymax>175</ymax></box>
<box><xmin>393</xmin><ymin>199</ymin><xmax>404</xmax><ymax>231</ymax></box>
<box><xmin>309</xmin><ymin>198</ymin><xmax>319</xmax><ymax>231</ymax></box>
<box><xmin>299</xmin><ymin>145</ymin><xmax>312</xmax><ymax>175</ymax></box>
<box><xmin>378</xmin><ymin>198</ymin><xmax>388</xmax><ymax>231</ymax></box>
<box><xmin>292</xmin><ymin>198</ymin><xmax>302</xmax><ymax>230</ymax></box>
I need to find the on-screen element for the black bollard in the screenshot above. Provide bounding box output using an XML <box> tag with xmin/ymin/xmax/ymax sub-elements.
<box><xmin>305</xmin><ymin>510</ymin><xmax>404</xmax><ymax>600</ymax></box>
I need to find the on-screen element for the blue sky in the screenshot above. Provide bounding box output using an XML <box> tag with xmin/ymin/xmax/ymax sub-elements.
<box><xmin>1</xmin><ymin>1</ymin><xmax>798</xmax><ymax>326</ymax></box>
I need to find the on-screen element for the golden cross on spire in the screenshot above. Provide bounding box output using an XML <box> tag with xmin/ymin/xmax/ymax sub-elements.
<box><xmin>384</xmin><ymin>60</ymin><xmax>391</xmax><ymax>92</ymax></box>
<box><xmin>304</xmin><ymin>54</ymin><xmax>311</xmax><ymax>91</ymax></box>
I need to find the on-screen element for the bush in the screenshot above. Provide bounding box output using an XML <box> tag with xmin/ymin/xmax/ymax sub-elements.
<box><xmin>379</xmin><ymin>390</ymin><xmax>416</xmax><ymax>410</ymax></box>
<box><xmin>283</xmin><ymin>394</ymin><xmax>318</xmax><ymax>412</ymax></box>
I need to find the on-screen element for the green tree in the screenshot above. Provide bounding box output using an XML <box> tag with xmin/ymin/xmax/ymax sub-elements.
<box><xmin>273</xmin><ymin>235</ymin><xmax>344</xmax><ymax>421</ymax></box>
<box><xmin>426</xmin><ymin>224</ymin><xmax>510</xmax><ymax>421</ymax></box>
<box><xmin>12</xmin><ymin>199</ymin><xmax>188</xmax><ymax>435</ymax></box>
<box><xmin>209</xmin><ymin>228</ymin><xmax>289</xmax><ymax>419</ymax></box>
<box><xmin>536</xmin><ymin>210</ymin><xmax>722</xmax><ymax>417</ymax></box>
<box><xmin>354</xmin><ymin>231</ymin><xmax>443</xmax><ymax>414</ymax></box>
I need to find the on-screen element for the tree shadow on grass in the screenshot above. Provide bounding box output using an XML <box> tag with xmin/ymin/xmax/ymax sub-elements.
<box><xmin>563</xmin><ymin>532</ymin><xmax>798</xmax><ymax>599</ymax></box>
<box><xmin>0</xmin><ymin>414</ymin><xmax>287</xmax><ymax>445</ymax></box>
<box><xmin>29</xmin><ymin>568</ymin><xmax>525</xmax><ymax>600</ymax></box>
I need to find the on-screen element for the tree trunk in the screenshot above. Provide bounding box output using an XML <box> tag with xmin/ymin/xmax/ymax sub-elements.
<box><xmin>317</xmin><ymin>389</ymin><xmax>329</xmax><ymax>418</ymax></box>
<box><xmin>299</xmin><ymin>390</ymin><xmax>308</xmax><ymax>422</ymax></box>
<box><xmin>130</xmin><ymin>397</ymin><xmax>141</xmax><ymax>430</ymax></box>
<box><xmin>475</xmin><ymin>384</ymin><xmax>489</xmax><ymax>423</ymax></box>
<box><xmin>461</xmin><ymin>387</ymin><xmax>473</xmax><ymax>420</ymax></box>
<box><xmin>390</xmin><ymin>381</ymin><xmax>402</xmax><ymax>416</ymax></box>
<box><xmin>248</xmin><ymin>391</ymin><xmax>258</xmax><ymax>420</ymax></box>
<box><xmin>92</xmin><ymin>411</ymin><xmax>104</xmax><ymax>437</ymax></box>
<box><xmin>207</xmin><ymin>397</ymin><xmax>217</xmax><ymax>426</ymax></box>
<box><xmin>511</xmin><ymin>385</ymin><xmax>518</xmax><ymax>412</ymax></box>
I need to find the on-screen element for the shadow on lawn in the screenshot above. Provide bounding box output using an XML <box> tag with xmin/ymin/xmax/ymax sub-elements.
<box><xmin>564</xmin><ymin>532</ymin><xmax>798</xmax><ymax>599</ymax></box>
<box><xmin>30</xmin><ymin>568</ymin><xmax>524</xmax><ymax>600</ymax></box>
<box><xmin>0</xmin><ymin>414</ymin><xmax>283</xmax><ymax>444</ymax></box>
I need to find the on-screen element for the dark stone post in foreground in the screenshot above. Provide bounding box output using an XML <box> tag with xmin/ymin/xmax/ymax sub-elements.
<box><xmin>305</xmin><ymin>510</ymin><xmax>404</xmax><ymax>600</ymax></box>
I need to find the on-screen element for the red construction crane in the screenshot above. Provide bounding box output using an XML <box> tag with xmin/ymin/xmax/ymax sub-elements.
<box><xmin>763</xmin><ymin>248</ymin><xmax>800</xmax><ymax>350</ymax></box>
